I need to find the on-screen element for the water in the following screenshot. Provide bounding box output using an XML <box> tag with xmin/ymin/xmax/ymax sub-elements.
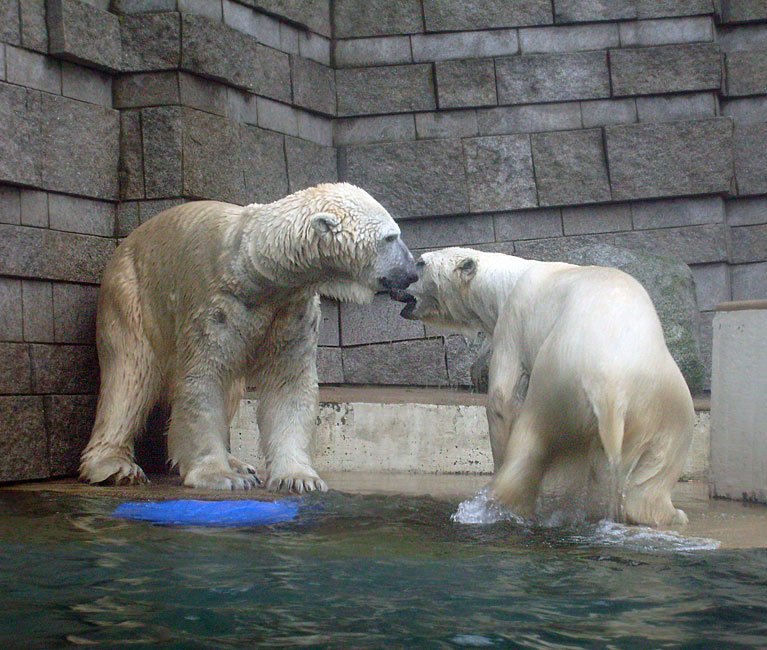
<box><xmin>1</xmin><ymin>489</ymin><xmax>766</xmax><ymax>650</ymax></box>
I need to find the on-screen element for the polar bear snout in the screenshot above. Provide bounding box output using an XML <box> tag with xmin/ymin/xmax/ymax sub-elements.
<box><xmin>376</xmin><ymin>236</ymin><xmax>418</xmax><ymax>293</ymax></box>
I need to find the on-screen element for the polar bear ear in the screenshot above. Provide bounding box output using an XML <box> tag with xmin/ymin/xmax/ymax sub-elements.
<box><xmin>456</xmin><ymin>257</ymin><xmax>477</xmax><ymax>281</ymax></box>
<box><xmin>311</xmin><ymin>212</ymin><xmax>341</xmax><ymax>235</ymax></box>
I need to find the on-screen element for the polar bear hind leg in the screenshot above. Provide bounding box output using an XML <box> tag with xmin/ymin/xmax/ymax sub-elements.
<box><xmin>80</xmin><ymin>260</ymin><xmax>160</xmax><ymax>485</ymax></box>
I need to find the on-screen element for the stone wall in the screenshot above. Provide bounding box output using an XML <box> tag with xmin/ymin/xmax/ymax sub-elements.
<box><xmin>1</xmin><ymin>0</ymin><xmax>766</xmax><ymax>482</ymax></box>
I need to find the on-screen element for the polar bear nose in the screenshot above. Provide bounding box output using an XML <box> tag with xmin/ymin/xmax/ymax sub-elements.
<box><xmin>405</xmin><ymin>271</ymin><xmax>419</xmax><ymax>285</ymax></box>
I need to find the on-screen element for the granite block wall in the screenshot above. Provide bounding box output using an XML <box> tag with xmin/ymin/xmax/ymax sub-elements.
<box><xmin>1</xmin><ymin>0</ymin><xmax>766</xmax><ymax>482</ymax></box>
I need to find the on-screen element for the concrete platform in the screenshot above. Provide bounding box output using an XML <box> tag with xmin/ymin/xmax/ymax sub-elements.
<box><xmin>3</xmin><ymin>474</ymin><xmax>766</xmax><ymax>550</ymax></box>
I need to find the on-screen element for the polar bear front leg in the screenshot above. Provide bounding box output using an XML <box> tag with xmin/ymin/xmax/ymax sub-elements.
<box><xmin>167</xmin><ymin>377</ymin><xmax>259</xmax><ymax>491</ymax></box>
<box><xmin>257</xmin><ymin>357</ymin><xmax>327</xmax><ymax>495</ymax></box>
<box><xmin>487</xmin><ymin>332</ymin><xmax>525</xmax><ymax>472</ymax></box>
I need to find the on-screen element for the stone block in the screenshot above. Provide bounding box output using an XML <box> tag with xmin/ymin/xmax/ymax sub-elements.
<box><xmin>562</xmin><ymin>203</ymin><xmax>632</xmax><ymax>235</ymax></box>
<box><xmin>726</xmin><ymin>196</ymin><xmax>767</xmax><ymax>226</ymax></box>
<box><xmin>496</xmin><ymin>51</ymin><xmax>609</xmax><ymax>105</ymax></box>
<box><xmin>731</xmin><ymin>224</ymin><xmax>767</xmax><ymax>264</ymax></box>
<box><xmin>19</xmin><ymin>190</ymin><xmax>47</xmax><ymax>227</ymax></box>
<box><xmin>253</xmin><ymin>11</ymin><xmax>280</xmax><ymax>49</ymax></box>
<box><xmin>444</xmin><ymin>334</ymin><xmax>485</xmax><ymax>387</ymax></box>
<box><xmin>0</xmin><ymin>343</ymin><xmax>32</xmax><ymax>393</ymax></box>
<box><xmin>636</xmin><ymin>0</ymin><xmax>713</xmax><ymax>19</ymax></box>
<box><xmin>462</xmin><ymin>134</ymin><xmax>537</xmax><ymax>213</ymax></box>
<box><xmin>0</xmin><ymin>396</ymin><xmax>48</xmax><ymax>482</ymax></box>
<box><xmin>336</xmin><ymin>64</ymin><xmax>436</xmax><ymax>117</ymax></box>
<box><xmin>6</xmin><ymin>45</ymin><xmax>61</xmax><ymax>93</ymax></box>
<box><xmin>423</xmin><ymin>0</ymin><xmax>552</xmax><ymax>31</ymax></box>
<box><xmin>52</xmin><ymin>282</ymin><xmax>98</xmax><ymax>344</ymax></box>
<box><xmin>553</xmin><ymin>0</ymin><xmax>634</xmax><ymax>22</ymax></box>
<box><xmin>182</xmin><ymin>14</ymin><xmax>291</xmax><ymax>102</ymax></box>
<box><xmin>494</xmin><ymin>208</ymin><xmax>562</xmax><ymax>241</ymax></box>
<box><xmin>340</xmin><ymin>294</ymin><xmax>424</xmax><ymax>346</ymax></box>
<box><xmin>0</xmin><ymin>83</ymin><xmax>42</xmax><ymax>189</ymax></box>
<box><xmin>0</xmin><ymin>186</ymin><xmax>20</xmax><ymax>224</ymax></box>
<box><xmin>519</xmin><ymin>23</ymin><xmax>619</xmax><ymax>52</ymax></box>
<box><xmin>399</xmin><ymin>214</ymin><xmax>494</xmax><ymax>249</ymax></box>
<box><xmin>731</xmin><ymin>262</ymin><xmax>767</xmax><ymax>300</ymax></box>
<box><xmin>179</xmin><ymin>0</ymin><xmax>221</xmax><ymax>20</ymax></box>
<box><xmin>285</xmin><ymin>137</ymin><xmax>337</xmax><ymax>193</ymax></box>
<box><xmin>298</xmin><ymin>31</ymin><xmax>330</xmax><ymax>66</ymax></box>
<box><xmin>718</xmin><ymin>24</ymin><xmax>767</xmax><ymax>53</ymax></box>
<box><xmin>726</xmin><ymin>50</ymin><xmax>767</xmax><ymax>96</ymax></box>
<box><xmin>182</xmin><ymin>108</ymin><xmax>244</xmax><ymax>203</ymax></box>
<box><xmin>699</xmin><ymin>311</ymin><xmax>714</xmax><ymax>386</ymax></box>
<box><xmin>435</xmin><ymin>59</ymin><xmax>497</xmax><ymax>109</ymax></box>
<box><xmin>317</xmin><ymin>346</ymin><xmax>343</xmax><ymax>384</ymax></box>
<box><xmin>20</xmin><ymin>0</ymin><xmax>48</xmax><ymax>52</ymax></box>
<box><xmin>690</xmin><ymin>263</ymin><xmax>729</xmax><ymax>310</ymax></box>
<box><xmin>343</xmin><ymin>338</ymin><xmax>448</xmax><ymax>385</ymax></box>
<box><xmin>546</xmin><ymin>243</ymin><xmax>708</xmax><ymax>392</ymax></box>
<box><xmin>113</xmin><ymin>0</ymin><xmax>178</xmax><ymax>12</ymax></box>
<box><xmin>514</xmin><ymin>232</ymin><xmax>617</xmax><ymax>261</ymax></box>
<box><xmin>48</xmin><ymin>194</ymin><xmax>114</xmax><ymax>237</ymax></box>
<box><xmin>257</xmin><ymin>96</ymin><xmax>298</xmax><ymax>135</ymax></box>
<box><xmin>226</xmin><ymin>87</ymin><xmax>258</xmax><ymax>126</ymax></box>
<box><xmin>297</xmin><ymin>111</ymin><xmax>332</xmax><ymax>146</ymax></box>
<box><xmin>291</xmin><ymin>56</ymin><xmax>335</xmax><ymax>115</ymax></box>
<box><xmin>581</xmin><ymin>98</ymin><xmax>637</xmax><ymax>127</ymax></box>
<box><xmin>0</xmin><ymin>278</ymin><xmax>22</xmax><ymax>341</ymax></box>
<box><xmin>531</xmin><ymin>128</ymin><xmax>611</xmax><ymax>207</ymax></box>
<box><xmin>222</xmin><ymin>0</ymin><xmax>257</xmax><ymax>37</ymax></box>
<box><xmin>636</xmin><ymin>92</ymin><xmax>717</xmax><ymax>123</ymax></box>
<box><xmin>411</xmin><ymin>29</ymin><xmax>518</xmax><ymax>62</ymax></box>
<box><xmin>340</xmin><ymin>139</ymin><xmax>468</xmax><ymax>218</ymax></box>
<box><xmin>240</xmin><ymin>125</ymin><xmax>288</xmax><ymax>204</ymax></box>
<box><xmin>335</xmin><ymin>114</ymin><xmax>416</xmax><ymax>145</ymax></box>
<box><xmin>179</xmin><ymin>72</ymin><xmax>227</xmax><ymax>115</ymax></box>
<box><xmin>334</xmin><ymin>36</ymin><xmax>412</xmax><ymax>68</ymax></box>
<box><xmin>47</xmin><ymin>0</ymin><xmax>121</xmax><ymax>70</ymax></box>
<box><xmin>0</xmin><ymin>224</ymin><xmax>116</xmax><ymax>283</ymax></box>
<box><xmin>29</xmin><ymin>343</ymin><xmax>99</xmax><ymax>393</ymax></box>
<box><xmin>116</xmin><ymin>201</ymin><xmax>139</xmax><ymax>237</ymax></box>
<box><xmin>415</xmin><ymin>110</ymin><xmax>478</xmax><ymax>140</ymax></box>
<box><xmin>334</xmin><ymin>0</ymin><xmax>422</xmax><ymax>38</ymax></box>
<box><xmin>720</xmin><ymin>0</ymin><xmax>767</xmax><ymax>23</ymax></box>
<box><xmin>61</xmin><ymin>63</ymin><xmax>111</xmax><ymax>106</ymax></box>
<box><xmin>119</xmin><ymin>109</ymin><xmax>145</xmax><ymax>200</ymax></box>
<box><xmin>252</xmin><ymin>0</ymin><xmax>331</xmax><ymax>37</ymax></box>
<box><xmin>731</xmin><ymin>121</ymin><xmax>767</xmax><ymax>195</ymax></box>
<box><xmin>477</xmin><ymin>102</ymin><xmax>581</xmax><ymax>136</ymax></box>
<box><xmin>121</xmin><ymin>11</ymin><xmax>181</xmax><ymax>71</ymax></box>
<box><xmin>0</xmin><ymin>45</ymin><xmax>4</xmax><ymax>81</ymax></box>
<box><xmin>0</xmin><ymin>0</ymin><xmax>21</xmax><ymax>45</ymax></box>
<box><xmin>710</xmin><ymin>308</ymin><xmax>767</xmax><ymax>502</ymax></box>
<box><xmin>22</xmin><ymin>280</ymin><xmax>53</xmax><ymax>342</ymax></box>
<box><xmin>605</xmin><ymin>118</ymin><xmax>734</xmax><ymax>200</ymax></box>
<box><xmin>610</xmin><ymin>43</ymin><xmax>722</xmax><ymax>97</ymax></box>
<box><xmin>619</xmin><ymin>16</ymin><xmax>713</xmax><ymax>47</ymax></box>
<box><xmin>114</xmin><ymin>72</ymin><xmax>180</xmax><ymax>109</ymax></box>
<box><xmin>142</xmin><ymin>106</ymin><xmax>183</xmax><ymax>198</ymax></box>
<box><xmin>40</xmin><ymin>93</ymin><xmax>120</xmax><ymax>200</ymax></box>
<box><xmin>45</xmin><ymin>394</ymin><xmax>96</xmax><ymax>476</ymax></box>
<box><xmin>319</xmin><ymin>298</ymin><xmax>338</xmax><ymax>346</ymax></box>
<box><xmin>613</xmin><ymin>224</ymin><xmax>727</xmax><ymax>265</ymax></box>
<box><xmin>632</xmin><ymin>196</ymin><xmax>724</xmax><ymax>230</ymax></box>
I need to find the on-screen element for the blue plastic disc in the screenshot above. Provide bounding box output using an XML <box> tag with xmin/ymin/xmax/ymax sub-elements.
<box><xmin>112</xmin><ymin>499</ymin><xmax>299</xmax><ymax>527</ymax></box>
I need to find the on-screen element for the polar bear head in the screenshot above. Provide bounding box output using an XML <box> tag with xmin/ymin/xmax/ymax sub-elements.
<box><xmin>397</xmin><ymin>247</ymin><xmax>488</xmax><ymax>333</ymax></box>
<box><xmin>249</xmin><ymin>183</ymin><xmax>417</xmax><ymax>303</ymax></box>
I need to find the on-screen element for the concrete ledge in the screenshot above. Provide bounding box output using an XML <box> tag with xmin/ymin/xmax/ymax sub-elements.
<box><xmin>714</xmin><ymin>299</ymin><xmax>767</xmax><ymax>311</ymax></box>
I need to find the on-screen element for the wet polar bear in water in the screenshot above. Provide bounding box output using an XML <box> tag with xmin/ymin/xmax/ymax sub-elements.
<box><xmin>80</xmin><ymin>183</ymin><xmax>417</xmax><ymax>492</ymax></box>
<box><xmin>397</xmin><ymin>247</ymin><xmax>693</xmax><ymax>527</ymax></box>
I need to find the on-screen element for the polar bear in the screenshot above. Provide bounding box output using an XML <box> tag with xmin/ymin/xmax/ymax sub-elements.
<box><xmin>80</xmin><ymin>183</ymin><xmax>417</xmax><ymax>492</ymax></box>
<box><xmin>397</xmin><ymin>247</ymin><xmax>693</xmax><ymax>527</ymax></box>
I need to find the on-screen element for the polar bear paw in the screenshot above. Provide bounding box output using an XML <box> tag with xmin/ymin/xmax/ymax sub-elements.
<box><xmin>227</xmin><ymin>454</ymin><xmax>262</xmax><ymax>484</ymax></box>
<box><xmin>80</xmin><ymin>456</ymin><xmax>148</xmax><ymax>486</ymax></box>
<box><xmin>266</xmin><ymin>469</ymin><xmax>328</xmax><ymax>494</ymax></box>
<box><xmin>183</xmin><ymin>461</ymin><xmax>260</xmax><ymax>491</ymax></box>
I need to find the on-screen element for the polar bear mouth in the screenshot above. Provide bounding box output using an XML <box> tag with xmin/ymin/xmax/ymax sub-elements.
<box><xmin>389</xmin><ymin>289</ymin><xmax>417</xmax><ymax>319</ymax></box>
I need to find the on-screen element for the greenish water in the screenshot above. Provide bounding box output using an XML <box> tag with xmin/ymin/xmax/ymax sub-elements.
<box><xmin>1</xmin><ymin>490</ymin><xmax>766</xmax><ymax>650</ymax></box>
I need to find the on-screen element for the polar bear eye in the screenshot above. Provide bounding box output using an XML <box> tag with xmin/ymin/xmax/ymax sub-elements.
<box><xmin>384</xmin><ymin>234</ymin><xmax>398</xmax><ymax>243</ymax></box>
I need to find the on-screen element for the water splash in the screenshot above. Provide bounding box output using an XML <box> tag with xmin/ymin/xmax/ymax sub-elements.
<box><xmin>450</xmin><ymin>487</ymin><xmax>524</xmax><ymax>525</ymax></box>
<box><xmin>577</xmin><ymin>519</ymin><xmax>721</xmax><ymax>553</ymax></box>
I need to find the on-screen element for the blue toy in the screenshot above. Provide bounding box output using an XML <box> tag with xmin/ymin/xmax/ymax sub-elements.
<box><xmin>112</xmin><ymin>499</ymin><xmax>299</xmax><ymax>527</ymax></box>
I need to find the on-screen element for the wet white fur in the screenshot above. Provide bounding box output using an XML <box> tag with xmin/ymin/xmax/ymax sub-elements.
<box><xmin>408</xmin><ymin>247</ymin><xmax>694</xmax><ymax>527</ymax></box>
<box><xmin>80</xmin><ymin>183</ymin><xmax>410</xmax><ymax>493</ymax></box>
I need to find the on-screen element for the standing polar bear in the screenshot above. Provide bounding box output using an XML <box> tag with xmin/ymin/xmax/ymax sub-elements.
<box><xmin>398</xmin><ymin>248</ymin><xmax>693</xmax><ymax>527</ymax></box>
<box><xmin>80</xmin><ymin>183</ymin><xmax>417</xmax><ymax>492</ymax></box>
